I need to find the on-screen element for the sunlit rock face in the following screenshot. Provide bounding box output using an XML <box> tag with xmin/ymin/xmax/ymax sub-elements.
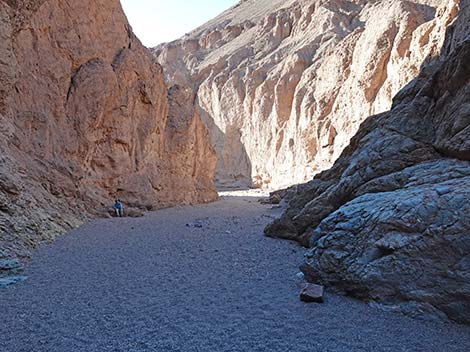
<box><xmin>265</xmin><ymin>1</ymin><xmax>470</xmax><ymax>323</ymax></box>
<box><xmin>155</xmin><ymin>0</ymin><xmax>455</xmax><ymax>189</ymax></box>
<box><xmin>0</xmin><ymin>0</ymin><xmax>217</xmax><ymax>259</ymax></box>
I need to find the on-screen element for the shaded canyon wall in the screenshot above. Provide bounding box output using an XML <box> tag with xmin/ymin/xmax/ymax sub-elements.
<box><xmin>265</xmin><ymin>0</ymin><xmax>470</xmax><ymax>324</ymax></box>
<box><xmin>0</xmin><ymin>0</ymin><xmax>217</xmax><ymax>259</ymax></box>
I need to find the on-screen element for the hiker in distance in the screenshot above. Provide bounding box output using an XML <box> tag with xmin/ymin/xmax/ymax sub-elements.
<box><xmin>113</xmin><ymin>199</ymin><xmax>124</xmax><ymax>217</ymax></box>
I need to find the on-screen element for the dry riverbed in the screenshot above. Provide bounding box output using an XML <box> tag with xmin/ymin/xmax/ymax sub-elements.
<box><xmin>1</xmin><ymin>191</ymin><xmax>470</xmax><ymax>352</ymax></box>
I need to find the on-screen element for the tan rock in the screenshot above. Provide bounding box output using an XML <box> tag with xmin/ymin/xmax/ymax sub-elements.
<box><xmin>0</xmin><ymin>0</ymin><xmax>217</xmax><ymax>259</ymax></box>
<box><xmin>156</xmin><ymin>0</ymin><xmax>458</xmax><ymax>189</ymax></box>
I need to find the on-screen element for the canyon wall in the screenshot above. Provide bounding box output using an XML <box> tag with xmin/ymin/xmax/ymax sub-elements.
<box><xmin>0</xmin><ymin>0</ymin><xmax>217</xmax><ymax>260</ymax></box>
<box><xmin>266</xmin><ymin>1</ymin><xmax>470</xmax><ymax>323</ymax></box>
<box><xmin>156</xmin><ymin>0</ymin><xmax>454</xmax><ymax>189</ymax></box>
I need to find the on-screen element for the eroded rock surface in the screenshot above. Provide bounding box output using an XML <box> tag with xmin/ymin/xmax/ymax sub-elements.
<box><xmin>0</xmin><ymin>0</ymin><xmax>217</xmax><ymax>260</ymax></box>
<box><xmin>156</xmin><ymin>0</ymin><xmax>457</xmax><ymax>189</ymax></box>
<box><xmin>266</xmin><ymin>2</ymin><xmax>470</xmax><ymax>323</ymax></box>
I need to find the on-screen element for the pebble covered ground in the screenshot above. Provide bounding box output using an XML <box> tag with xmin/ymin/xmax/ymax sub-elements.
<box><xmin>1</xmin><ymin>192</ymin><xmax>470</xmax><ymax>352</ymax></box>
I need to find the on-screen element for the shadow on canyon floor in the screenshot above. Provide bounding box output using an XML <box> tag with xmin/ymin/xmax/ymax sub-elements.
<box><xmin>2</xmin><ymin>193</ymin><xmax>470</xmax><ymax>351</ymax></box>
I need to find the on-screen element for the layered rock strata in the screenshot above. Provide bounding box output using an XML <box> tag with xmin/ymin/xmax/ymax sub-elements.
<box><xmin>0</xmin><ymin>0</ymin><xmax>217</xmax><ymax>260</ymax></box>
<box><xmin>156</xmin><ymin>0</ymin><xmax>455</xmax><ymax>189</ymax></box>
<box><xmin>266</xmin><ymin>1</ymin><xmax>470</xmax><ymax>323</ymax></box>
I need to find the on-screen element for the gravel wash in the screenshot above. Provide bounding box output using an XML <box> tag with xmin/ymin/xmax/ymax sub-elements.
<box><xmin>1</xmin><ymin>193</ymin><xmax>470</xmax><ymax>352</ymax></box>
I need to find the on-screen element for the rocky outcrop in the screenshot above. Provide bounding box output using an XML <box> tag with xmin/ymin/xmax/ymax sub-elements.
<box><xmin>266</xmin><ymin>2</ymin><xmax>470</xmax><ymax>323</ymax></box>
<box><xmin>0</xmin><ymin>0</ymin><xmax>217</xmax><ymax>260</ymax></box>
<box><xmin>156</xmin><ymin>0</ymin><xmax>456</xmax><ymax>189</ymax></box>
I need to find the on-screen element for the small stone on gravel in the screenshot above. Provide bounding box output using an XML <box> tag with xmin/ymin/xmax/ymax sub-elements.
<box><xmin>300</xmin><ymin>284</ymin><xmax>324</xmax><ymax>303</ymax></box>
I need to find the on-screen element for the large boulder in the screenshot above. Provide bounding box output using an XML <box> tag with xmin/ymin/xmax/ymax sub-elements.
<box><xmin>266</xmin><ymin>1</ymin><xmax>470</xmax><ymax>323</ymax></box>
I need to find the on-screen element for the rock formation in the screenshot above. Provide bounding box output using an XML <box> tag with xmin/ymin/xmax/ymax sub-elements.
<box><xmin>0</xmin><ymin>0</ymin><xmax>217</xmax><ymax>260</ymax></box>
<box><xmin>2</xmin><ymin>0</ymin><xmax>468</xmax><ymax>325</ymax></box>
<box><xmin>156</xmin><ymin>0</ymin><xmax>455</xmax><ymax>189</ymax></box>
<box><xmin>266</xmin><ymin>1</ymin><xmax>470</xmax><ymax>323</ymax></box>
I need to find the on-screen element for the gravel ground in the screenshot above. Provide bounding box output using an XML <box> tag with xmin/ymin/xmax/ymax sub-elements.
<box><xmin>1</xmin><ymin>192</ymin><xmax>470</xmax><ymax>352</ymax></box>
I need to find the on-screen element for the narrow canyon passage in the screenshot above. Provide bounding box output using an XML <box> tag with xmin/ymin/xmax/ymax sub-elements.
<box><xmin>1</xmin><ymin>193</ymin><xmax>470</xmax><ymax>352</ymax></box>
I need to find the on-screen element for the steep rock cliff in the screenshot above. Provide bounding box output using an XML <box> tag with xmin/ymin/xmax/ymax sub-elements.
<box><xmin>156</xmin><ymin>0</ymin><xmax>456</xmax><ymax>189</ymax></box>
<box><xmin>266</xmin><ymin>1</ymin><xmax>470</xmax><ymax>323</ymax></box>
<box><xmin>0</xmin><ymin>0</ymin><xmax>217</xmax><ymax>260</ymax></box>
